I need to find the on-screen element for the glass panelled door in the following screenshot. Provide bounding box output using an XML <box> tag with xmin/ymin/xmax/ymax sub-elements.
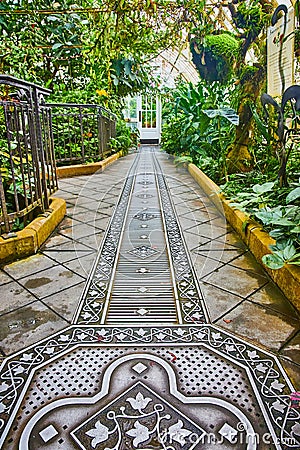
<box><xmin>123</xmin><ymin>97</ymin><xmax>138</xmax><ymax>129</ymax></box>
<box><xmin>123</xmin><ymin>94</ymin><xmax>161</xmax><ymax>144</ymax></box>
<box><xmin>138</xmin><ymin>94</ymin><xmax>161</xmax><ymax>143</ymax></box>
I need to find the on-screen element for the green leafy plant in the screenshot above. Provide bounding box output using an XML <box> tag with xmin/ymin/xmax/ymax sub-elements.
<box><xmin>262</xmin><ymin>239</ymin><xmax>300</xmax><ymax>269</ymax></box>
<box><xmin>161</xmin><ymin>80</ymin><xmax>236</xmax><ymax>183</ymax></box>
<box><xmin>226</xmin><ymin>180</ymin><xmax>300</xmax><ymax>269</ymax></box>
<box><xmin>229</xmin><ymin>181</ymin><xmax>276</xmax><ymax>211</ymax></box>
<box><xmin>108</xmin><ymin>119</ymin><xmax>138</xmax><ymax>154</ymax></box>
<box><xmin>190</xmin><ymin>33</ymin><xmax>239</xmax><ymax>84</ymax></box>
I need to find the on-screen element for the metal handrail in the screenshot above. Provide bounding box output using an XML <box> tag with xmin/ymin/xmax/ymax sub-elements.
<box><xmin>0</xmin><ymin>77</ymin><xmax>55</xmax><ymax>235</ymax></box>
<box><xmin>48</xmin><ymin>103</ymin><xmax>116</xmax><ymax>165</ymax></box>
<box><xmin>0</xmin><ymin>77</ymin><xmax>117</xmax><ymax>235</ymax></box>
<box><xmin>47</xmin><ymin>102</ymin><xmax>117</xmax><ymax>120</ymax></box>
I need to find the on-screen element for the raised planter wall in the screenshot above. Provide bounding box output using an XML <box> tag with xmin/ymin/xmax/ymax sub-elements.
<box><xmin>188</xmin><ymin>163</ymin><xmax>300</xmax><ymax>312</ymax></box>
<box><xmin>0</xmin><ymin>198</ymin><xmax>66</xmax><ymax>265</ymax></box>
<box><xmin>56</xmin><ymin>151</ymin><xmax>123</xmax><ymax>179</ymax></box>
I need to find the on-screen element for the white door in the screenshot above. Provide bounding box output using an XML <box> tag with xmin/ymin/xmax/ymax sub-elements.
<box><xmin>137</xmin><ymin>94</ymin><xmax>161</xmax><ymax>143</ymax></box>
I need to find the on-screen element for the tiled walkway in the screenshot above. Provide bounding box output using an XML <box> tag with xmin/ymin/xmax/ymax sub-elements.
<box><xmin>0</xmin><ymin>146</ymin><xmax>299</xmax><ymax>449</ymax></box>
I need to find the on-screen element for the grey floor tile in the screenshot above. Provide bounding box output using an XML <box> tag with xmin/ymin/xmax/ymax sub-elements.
<box><xmin>0</xmin><ymin>281</ymin><xmax>37</xmax><ymax>315</ymax></box>
<box><xmin>96</xmin><ymin>202</ymin><xmax>115</xmax><ymax>215</ymax></box>
<box><xmin>42</xmin><ymin>282</ymin><xmax>86</xmax><ymax>322</ymax></box>
<box><xmin>202</xmin><ymin>264</ymin><xmax>268</xmax><ymax>298</ymax></box>
<box><xmin>219</xmin><ymin>232</ymin><xmax>248</xmax><ymax>250</ymax></box>
<box><xmin>57</xmin><ymin>216</ymin><xmax>82</xmax><ymax>229</ymax></box>
<box><xmin>0</xmin><ymin>302</ymin><xmax>68</xmax><ymax>355</ymax></box>
<box><xmin>279</xmin><ymin>331</ymin><xmax>300</xmax><ymax>365</ymax></box>
<box><xmin>216</xmin><ymin>300</ymin><xmax>300</xmax><ymax>351</ymax></box>
<box><xmin>209</xmin><ymin>216</ymin><xmax>228</xmax><ymax>229</ymax></box>
<box><xmin>76</xmin><ymin>210</ymin><xmax>110</xmax><ymax>223</ymax></box>
<box><xmin>180</xmin><ymin>209</ymin><xmax>218</xmax><ymax>222</ymax></box>
<box><xmin>19</xmin><ymin>265</ymin><xmax>85</xmax><ymax>299</ymax></box>
<box><xmin>176</xmin><ymin>217</ymin><xmax>203</xmax><ymax>232</ymax></box>
<box><xmin>63</xmin><ymin>253</ymin><xmax>97</xmax><ymax>279</ymax></box>
<box><xmin>65</xmin><ymin>204</ymin><xmax>91</xmax><ymax>216</ymax></box>
<box><xmin>59</xmin><ymin>223</ymin><xmax>104</xmax><ymax>240</ymax></box>
<box><xmin>73</xmin><ymin>234</ymin><xmax>104</xmax><ymax>251</ymax></box>
<box><xmin>248</xmin><ymin>282</ymin><xmax>300</xmax><ymax>319</ymax></box>
<box><xmin>177</xmin><ymin>209</ymin><xmax>211</xmax><ymax>223</ymax></box>
<box><xmin>189</xmin><ymin>222</ymin><xmax>227</xmax><ymax>240</ymax></box>
<box><xmin>194</xmin><ymin>247</ymin><xmax>246</xmax><ymax>264</ymax></box>
<box><xmin>3</xmin><ymin>254</ymin><xmax>58</xmax><ymax>279</ymax></box>
<box><xmin>179</xmin><ymin>198</ymin><xmax>205</xmax><ymax>211</ymax></box>
<box><xmin>184</xmin><ymin>232</ymin><xmax>211</xmax><ymax>249</ymax></box>
<box><xmin>279</xmin><ymin>357</ymin><xmax>300</xmax><ymax>390</ymax></box>
<box><xmin>42</xmin><ymin>233</ymin><xmax>73</xmax><ymax>249</ymax></box>
<box><xmin>42</xmin><ymin>240</ymin><xmax>96</xmax><ymax>264</ymax></box>
<box><xmin>194</xmin><ymin>235</ymin><xmax>246</xmax><ymax>252</ymax></box>
<box><xmin>229</xmin><ymin>252</ymin><xmax>269</xmax><ymax>275</ymax></box>
<box><xmin>87</xmin><ymin>216</ymin><xmax>111</xmax><ymax>230</ymax></box>
<box><xmin>0</xmin><ymin>270</ymin><xmax>14</xmax><ymax>285</ymax></box>
<box><xmin>59</xmin><ymin>185</ymin><xmax>87</xmax><ymax>195</ymax></box>
<box><xmin>191</xmin><ymin>253</ymin><xmax>224</xmax><ymax>279</ymax></box>
<box><xmin>53</xmin><ymin>191</ymin><xmax>79</xmax><ymax>201</ymax></box>
<box><xmin>174</xmin><ymin>186</ymin><xmax>204</xmax><ymax>197</ymax></box>
<box><xmin>168</xmin><ymin>185</ymin><xmax>192</xmax><ymax>195</ymax></box>
<box><xmin>200</xmin><ymin>282</ymin><xmax>243</xmax><ymax>322</ymax></box>
<box><xmin>75</xmin><ymin>199</ymin><xmax>109</xmax><ymax>211</ymax></box>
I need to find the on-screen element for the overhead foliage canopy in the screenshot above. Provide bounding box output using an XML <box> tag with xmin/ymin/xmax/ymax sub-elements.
<box><xmin>0</xmin><ymin>0</ymin><xmax>205</xmax><ymax>103</ymax></box>
<box><xmin>0</xmin><ymin>0</ymin><xmax>278</xmax><ymax>105</ymax></box>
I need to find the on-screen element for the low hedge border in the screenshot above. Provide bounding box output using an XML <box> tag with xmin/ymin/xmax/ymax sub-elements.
<box><xmin>188</xmin><ymin>163</ymin><xmax>300</xmax><ymax>312</ymax></box>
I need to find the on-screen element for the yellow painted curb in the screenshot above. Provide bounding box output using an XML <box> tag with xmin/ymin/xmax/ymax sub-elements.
<box><xmin>0</xmin><ymin>197</ymin><xmax>66</xmax><ymax>265</ymax></box>
<box><xmin>188</xmin><ymin>163</ymin><xmax>300</xmax><ymax>311</ymax></box>
<box><xmin>56</xmin><ymin>151</ymin><xmax>123</xmax><ymax>179</ymax></box>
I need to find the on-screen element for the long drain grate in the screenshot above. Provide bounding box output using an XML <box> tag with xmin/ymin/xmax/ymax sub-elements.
<box><xmin>74</xmin><ymin>146</ymin><xmax>208</xmax><ymax>325</ymax></box>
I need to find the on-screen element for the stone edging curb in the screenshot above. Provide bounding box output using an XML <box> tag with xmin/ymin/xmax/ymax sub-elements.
<box><xmin>0</xmin><ymin>197</ymin><xmax>66</xmax><ymax>265</ymax></box>
<box><xmin>56</xmin><ymin>151</ymin><xmax>123</xmax><ymax>178</ymax></box>
<box><xmin>188</xmin><ymin>163</ymin><xmax>300</xmax><ymax>311</ymax></box>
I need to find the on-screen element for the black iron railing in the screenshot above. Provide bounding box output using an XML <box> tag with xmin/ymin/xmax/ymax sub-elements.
<box><xmin>0</xmin><ymin>75</ymin><xmax>58</xmax><ymax>235</ymax></box>
<box><xmin>0</xmin><ymin>76</ymin><xmax>117</xmax><ymax>235</ymax></box>
<box><xmin>48</xmin><ymin>103</ymin><xmax>116</xmax><ymax>165</ymax></box>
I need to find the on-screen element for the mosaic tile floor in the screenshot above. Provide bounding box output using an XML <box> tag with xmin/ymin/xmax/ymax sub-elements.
<box><xmin>0</xmin><ymin>146</ymin><xmax>299</xmax><ymax>449</ymax></box>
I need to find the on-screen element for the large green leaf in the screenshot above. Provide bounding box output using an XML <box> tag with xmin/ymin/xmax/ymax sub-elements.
<box><xmin>52</xmin><ymin>43</ymin><xmax>64</xmax><ymax>50</ymax></box>
<box><xmin>272</xmin><ymin>218</ymin><xmax>295</xmax><ymax>226</ymax></box>
<box><xmin>252</xmin><ymin>182</ymin><xmax>275</xmax><ymax>195</ymax></box>
<box><xmin>255</xmin><ymin>209</ymin><xmax>280</xmax><ymax>225</ymax></box>
<box><xmin>251</xmin><ymin>106</ymin><xmax>272</xmax><ymax>144</ymax></box>
<box><xmin>203</xmin><ymin>108</ymin><xmax>239</xmax><ymax>125</ymax></box>
<box><xmin>286</xmin><ymin>187</ymin><xmax>300</xmax><ymax>204</ymax></box>
<box><xmin>262</xmin><ymin>253</ymin><xmax>285</xmax><ymax>269</ymax></box>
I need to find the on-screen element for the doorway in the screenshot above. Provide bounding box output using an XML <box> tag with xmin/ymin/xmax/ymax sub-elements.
<box><xmin>123</xmin><ymin>94</ymin><xmax>161</xmax><ymax>144</ymax></box>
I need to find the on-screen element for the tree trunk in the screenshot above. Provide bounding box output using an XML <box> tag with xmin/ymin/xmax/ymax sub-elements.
<box><xmin>226</xmin><ymin>64</ymin><xmax>266</xmax><ymax>173</ymax></box>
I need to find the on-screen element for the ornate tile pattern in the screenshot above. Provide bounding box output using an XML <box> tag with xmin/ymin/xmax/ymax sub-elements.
<box><xmin>127</xmin><ymin>245</ymin><xmax>159</xmax><ymax>259</ymax></box>
<box><xmin>74</xmin><ymin>174</ymin><xmax>135</xmax><ymax>324</ymax></box>
<box><xmin>74</xmin><ymin>147</ymin><xmax>208</xmax><ymax>325</ymax></box>
<box><xmin>0</xmin><ymin>325</ymin><xmax>299</xmax><ymax>449</ymax></box>
<box><xmin>1</xmin><ymin>147</ymin><xmax>298</xmax><ymax>450</ymax></box>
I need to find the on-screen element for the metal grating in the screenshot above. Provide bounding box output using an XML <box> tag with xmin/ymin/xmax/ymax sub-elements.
<box><xmin>107</xmin><ymin>165</ymin><xmax>177</xmax><ymax>324</ymax></box>
<box><xmin>1</xmin><ymin>325</ymin><xmax>298</xmax><ymax>449</ymax></box>
<box><xmin>74</xmin><ymin>146</ymin><xmax>208</xmax><ymax>325</ymax></box>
